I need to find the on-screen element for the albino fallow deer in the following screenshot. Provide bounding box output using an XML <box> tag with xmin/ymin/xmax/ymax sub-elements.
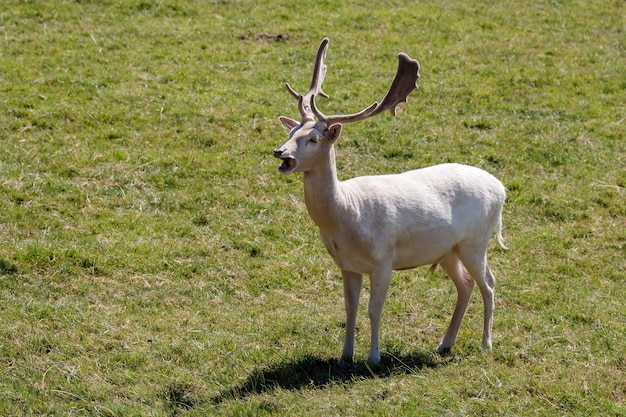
<box><xmin>274</xmin><ymin>38</ymin><xmax>506</xmax><ymax>365</ymax></box>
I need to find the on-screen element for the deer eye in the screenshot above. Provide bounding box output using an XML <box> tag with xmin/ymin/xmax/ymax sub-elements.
<box><xmin>307</xmin><ymin>136</ymin><xmax>320</xmax><ymax>144</ymax></box>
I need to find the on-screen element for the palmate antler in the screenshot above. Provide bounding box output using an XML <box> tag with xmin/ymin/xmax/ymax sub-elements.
<box><xmin>286</xmin><ymin>38</ymin><xmax>420</xmax><ymax>125</ymax></box>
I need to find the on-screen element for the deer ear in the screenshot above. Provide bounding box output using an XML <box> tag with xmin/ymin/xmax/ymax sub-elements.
<box><xmin>326</xmin><ymin>124</ymin><xmax>342</xmax><ymax>142</ymax></box>
<box><xmin>279</xmin><ymin>116</ymin><xmax>300</xmax><ymax>131</ymax></box>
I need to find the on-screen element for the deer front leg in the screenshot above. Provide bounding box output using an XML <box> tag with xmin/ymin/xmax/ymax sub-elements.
<box><xmin>341</xmin><ymin>270</ymin><xmax>363</xmax><ymax>362</ymax></box>
<box><xmin>367</xmin><ymin>263</ymin><xmax>393</xmax><ymax>366</ymax></box>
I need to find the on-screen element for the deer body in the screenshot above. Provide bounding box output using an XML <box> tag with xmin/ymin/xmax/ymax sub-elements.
<box><xmin>307</xmin><ymin>163</ymin><xmax>505</xmax><ymax>274</ymax></box>
<box><xmin>275</xmin><ymin>39</ymin><xmax>506</xmax><ymax>365</ymax></box>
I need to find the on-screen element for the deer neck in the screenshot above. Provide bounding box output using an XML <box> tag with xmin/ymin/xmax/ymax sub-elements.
<box><xmin>302</xmin><ymin>147</ymin><xmax>347</xmax><ymax>231</ymax></box>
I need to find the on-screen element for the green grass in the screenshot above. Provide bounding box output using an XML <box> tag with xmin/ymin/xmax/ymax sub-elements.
<box><xmin>0</xmin><ymin>0</ymin><xmax>624</xmax><ymax>415</ymax></box>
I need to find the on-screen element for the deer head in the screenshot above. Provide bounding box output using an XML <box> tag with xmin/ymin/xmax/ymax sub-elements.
<box><xmin>274</xmin><ymin>38</ymin><xmax>420</xmax><ymax>175</ymax></box>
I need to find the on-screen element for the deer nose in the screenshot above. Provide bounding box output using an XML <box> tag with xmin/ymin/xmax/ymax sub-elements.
<box><xmin>273</xmin><ymin>148</ymin><xmax>285</xmax><ymax>158</ymax></box>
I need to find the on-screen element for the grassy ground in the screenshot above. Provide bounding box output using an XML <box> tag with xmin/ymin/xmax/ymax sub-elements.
<box><xmin>0</xmin><ymin>0</ymin><xmax>624</xmax><ymax>415</ymax></box>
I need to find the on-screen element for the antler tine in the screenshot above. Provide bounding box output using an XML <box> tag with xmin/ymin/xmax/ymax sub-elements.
<box><xmin>285</xmin><ymin>38</ymin><xmax>330</xmax><ymax>118</ymax></box>
<box><xmin>316</xmin><ymin>52</ymin><xmax>420</xmax><ymax>126</ymax></box>
<box><xmin>306</xmin><ymin>37</ymin><xmax>330</xmax><ymax>100</ymax></box>
<box><xmin>285</xmin><ymin>82</ymin><xmax>300</xmax><ymax>100</ymax></box>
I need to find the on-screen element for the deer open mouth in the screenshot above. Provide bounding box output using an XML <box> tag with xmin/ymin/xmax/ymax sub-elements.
<box><xmin>278</xmin><ymin>157</ymin><xmax>297</xmax><ymax>174</ymax></box>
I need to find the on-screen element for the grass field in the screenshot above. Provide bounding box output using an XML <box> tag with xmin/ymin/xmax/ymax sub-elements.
<box><xmin>0</xmin><ymin>0</ymin><xmax>624</xmax><ymax>415</ymax></box>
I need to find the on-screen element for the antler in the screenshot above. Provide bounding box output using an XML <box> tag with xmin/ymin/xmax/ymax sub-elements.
<box><xmin>285</xmin><ymin>38</ymin><xmax>330</xmax><ymax>120</ymax></box>
<box><xmin>285</xmin><ymin>38</ymin><xmax>420</xmax><ymax>126</ymax></box>
<box><xmin>311</xmin><ymin>52</ymin><xmax>420</xmax><ymax>126</ymax></box>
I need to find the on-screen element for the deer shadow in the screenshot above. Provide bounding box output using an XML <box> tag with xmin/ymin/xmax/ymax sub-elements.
<box><xmin>211</xmin><ymin>349</ymin><xmax>443</xmax><ymax>404</ymax></box>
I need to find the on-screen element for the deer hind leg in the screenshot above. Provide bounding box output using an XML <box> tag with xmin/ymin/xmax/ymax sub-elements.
<box><xmin>481</xmin><ymin>264</ymin><xmax>496</xmax><ymax>350</ymax></box>
<box><xmin>341</xmin><ymin>270</ymin><xmax>363</xmax><ymax>362</ymax></box>
<box><xmin>456</xmin><ymin>245</ymin><xmax>495</xmax><ymax>351</ymax></box>
<box><xmin>437</xmin><ymin>252</ymin><xmax>475</xmax><ymax>354</ymax></box>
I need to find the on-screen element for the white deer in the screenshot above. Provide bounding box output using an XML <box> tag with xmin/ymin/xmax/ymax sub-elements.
<box><xmin>274</xmin><ymin>38</ymin><xmax>506</xmax><ymax>366</ymax></box>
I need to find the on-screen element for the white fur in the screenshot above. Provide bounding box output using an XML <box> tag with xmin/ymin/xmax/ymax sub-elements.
<box><xmin>275</xmin><ymin>117</ymin><xmax>506</xmax><ymax>365</ymax></box>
